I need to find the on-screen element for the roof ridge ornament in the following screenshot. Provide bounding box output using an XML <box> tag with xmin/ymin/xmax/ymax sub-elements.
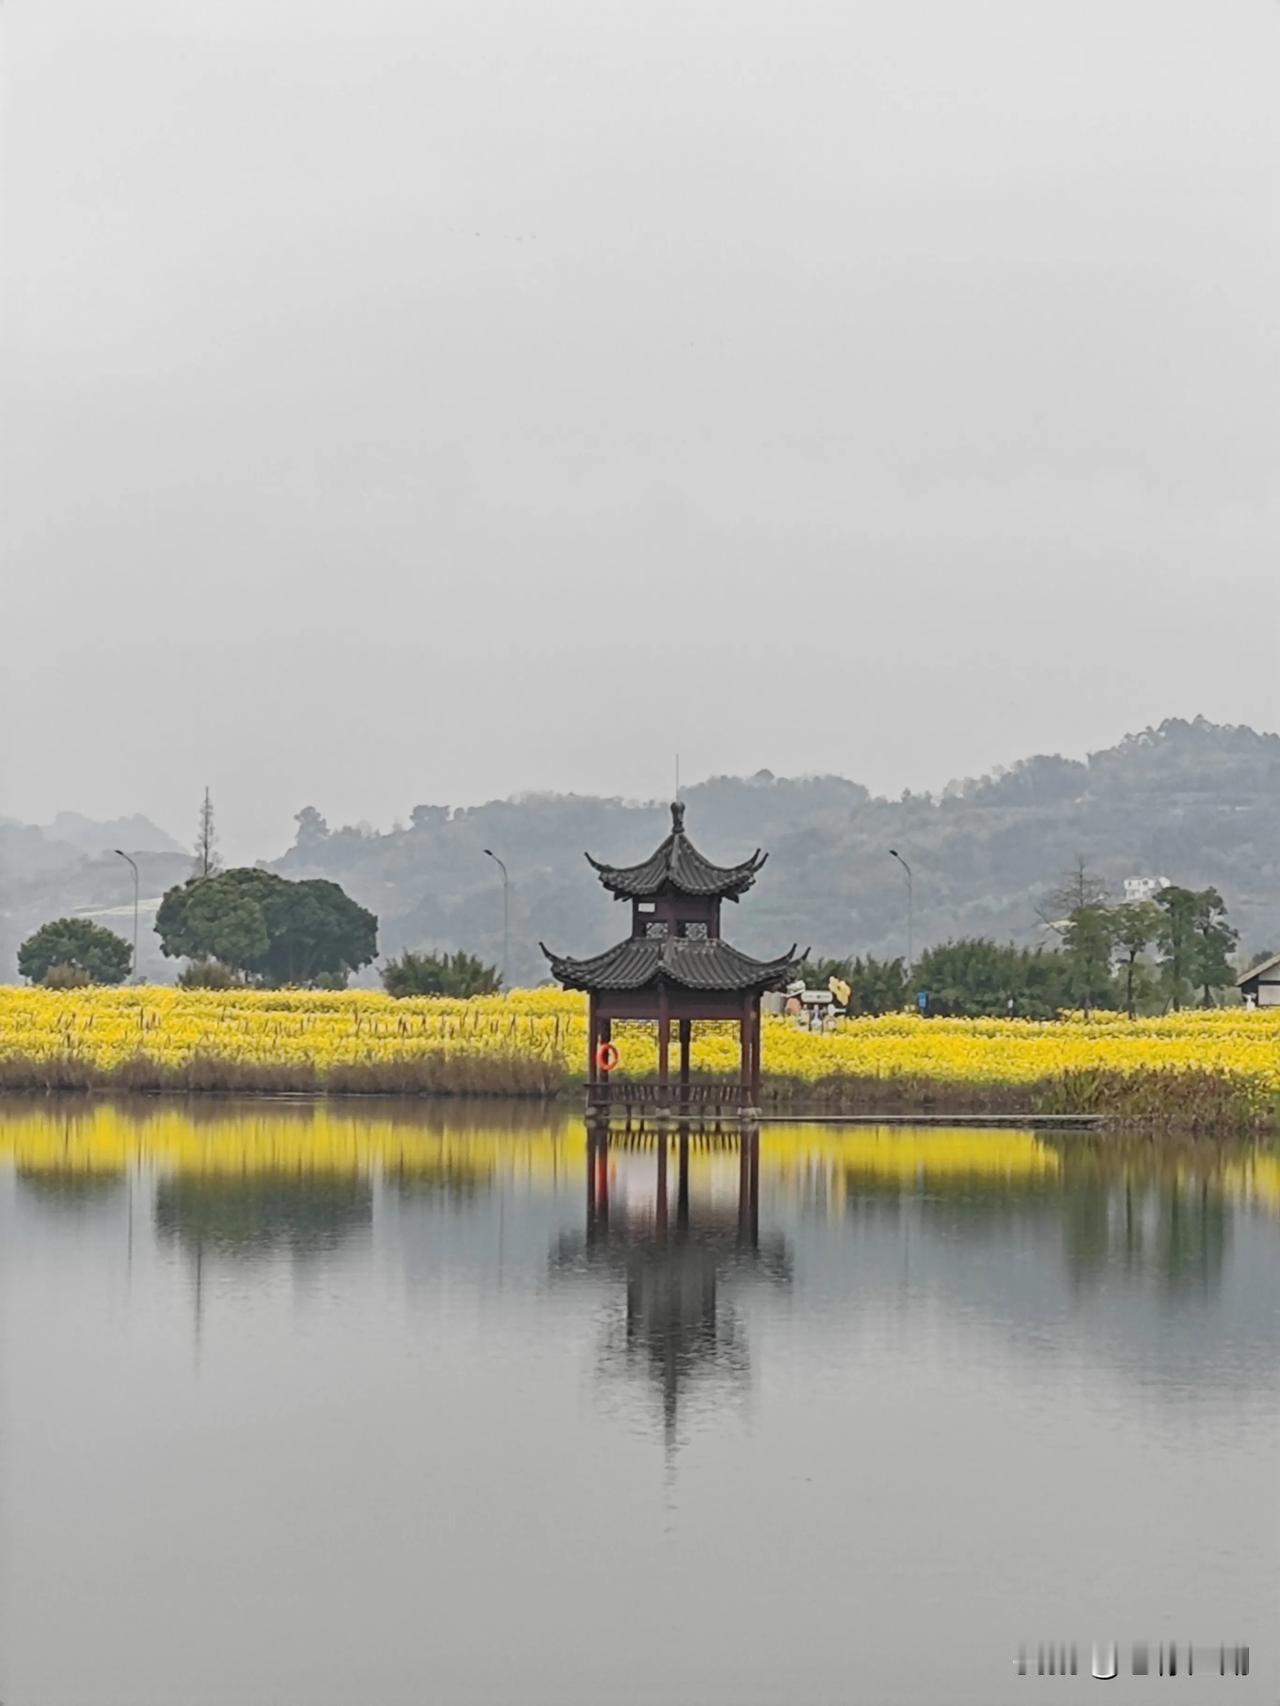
<box><xmin>670</xmin><ymin>799</ymin><xmax>686</xmax><ymax>834</ymax></box>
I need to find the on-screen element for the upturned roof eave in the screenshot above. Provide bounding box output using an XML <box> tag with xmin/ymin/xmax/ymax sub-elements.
<box><xmin>540</xmin><ymin>938</ymin><xmax>804</xmax><ymax>994</ymax></box>
<box><xmin>583</xmin><ymin>840</ymin><xmax>766</xmax><ymax>900</ymax></box>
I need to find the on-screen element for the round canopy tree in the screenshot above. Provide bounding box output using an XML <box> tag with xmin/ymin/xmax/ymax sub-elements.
<box><xmin>19</xmin><ymin>917</ymin><xmax>133</xmax><ymax>986</ymax></box>
<box><xmin>156</xmin><ymin>868</ymin><xmax>377</xmax><ymax>986</ymax></box>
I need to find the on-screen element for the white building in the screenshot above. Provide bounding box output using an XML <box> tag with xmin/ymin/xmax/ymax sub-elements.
<box><xmin>1238</xmin><ymin>953</ymin><xmax>1280</xmax><ymax>1009</ymax></box>
<box><xmin>1122</xmin><ymin>876</ymin><xmax>1171</xmax><ymax>905</ymax></box>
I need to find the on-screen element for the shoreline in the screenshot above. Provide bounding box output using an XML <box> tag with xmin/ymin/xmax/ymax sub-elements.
<box><xmin>0</xmin><ymin>1078</ymin><xmax>1264</xmax><ymax>1135</ymax></box>
<box><xmin>4</xmin><ymin>988</ymin><xmax>1278</xmax><ymax>1134</ymax></box>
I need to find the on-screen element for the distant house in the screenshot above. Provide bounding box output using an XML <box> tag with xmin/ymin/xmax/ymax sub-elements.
<box><xmin>1237</xmin><ymin>953</ymin><xmax>1280</xmax><ymax>1008</ymax></box>
<box><xmin>1122</xmin><ymin>876</ymin><xmax>1171</xmax><ymax>905</ymax></box>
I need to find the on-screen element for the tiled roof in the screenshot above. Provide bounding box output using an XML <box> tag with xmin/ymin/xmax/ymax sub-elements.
<box><xmin>586</xmin><ymin>801</ymin><xmax>766</xmax><ymax>900</ymax></box>
<box><xmin>540</xmin><ymin>936</ymin><xmax>804</xmax><ymax>993</ymax></box>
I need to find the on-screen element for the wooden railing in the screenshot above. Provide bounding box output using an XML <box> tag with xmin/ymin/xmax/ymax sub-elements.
<box><xmin>586</xmin><ymin>1080</ymin><xmax>755</xmax><ymax>1111</ymax></box>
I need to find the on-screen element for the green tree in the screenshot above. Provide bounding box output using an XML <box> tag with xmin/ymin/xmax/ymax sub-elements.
<box><xmin>1190</xmin><ymin>887</ymin><xmax>1237</xmax><ymax>1006</ymax></box>
<box><xmin>847</xmin><ymin>954</ymin><xmax>909</xmax><ymax>1015</ymax></box>
<box><xmin>177</xmin><ymin>882</ymin><xmax>269</xmax><ymax>970</ymax></box>
<box><xmin>914</xmin><ymin>938</ymin><xmax>1073</xmax><ymax>1018</ymax></box>
<box><xmin>18</xmin><ymin>917</ymin><xmax>133</xmax><ymax>986</ymax></box>
<box><xmin>156</xmin><ymin>869</ymin><xmax>377</xmax><ymax>986</ymax></box>
<box><xmin>382</xmin><ymin>949</ymin><xmax>502</xmax><ymax>998</ymax></box>
<box><xmin>1110</xmin><ymin>901</ymin><xmax>1162</xmax><ymax>1018</ymax></box>
<box><xmin>1061</xmin><ymin>903</ymin><xmax>1117</xmax><ymax>1017</ymax></box>
<box><xmin>1155</xmin><ymin>885</ymin><xmax>1200</xmax><ymax>1011</ymax></box>
<box><xmin>293</xmin><ymin>807</ymin><xmax>330</xmax><ymax>850</ymax></box>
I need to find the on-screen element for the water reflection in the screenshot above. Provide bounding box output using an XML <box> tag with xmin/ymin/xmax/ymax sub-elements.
<box><xmin>552</xmin><ymin>1130</ymin><xmax>790</xmax><ymax>1451</ymax></box>
<box><xmin>2</xmin><ymin>1100</ymin><xmax>1278</xmax><ymax>1706</ymax></box>
<box><xmin>16</xmin><ymin>1165</ymin><xmax>126</xmax><ymax>1210</ymax></box>
<box><xmin>154</xmin><ymin>1172</ymin><xmax>372</xmax><ymax>1262</ymax></box>
<box><xmin>1056</xmin><ymin>1170</ymin><xmax>1229</xmax><ymax>1295</ymax></box>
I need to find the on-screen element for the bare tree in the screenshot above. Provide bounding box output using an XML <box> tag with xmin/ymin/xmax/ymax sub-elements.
<box><xmin>1036</xmin><ymin>854</ymin><xmax>1107</xmax><ymax>935</ymax></box>
<box><xmin>193</xmin><ymin>787</ymin><xmax>220</xmax><ymax>879</ymax></box>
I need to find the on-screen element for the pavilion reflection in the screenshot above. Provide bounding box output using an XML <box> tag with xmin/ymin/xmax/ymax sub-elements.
<box><xmin>552</xmin><ymin>1127</ymin><xmax>790</xmax><ymax>1452</ymax></box>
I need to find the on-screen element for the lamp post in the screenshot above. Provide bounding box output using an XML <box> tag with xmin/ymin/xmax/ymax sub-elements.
<box><xmin>114</xmin><ymin>849</ymin><xmax>140</xmax><ymax>983</ymax></box>
<box><xmin>483</xmin><ymin>849</ymin><xmax>510</xmax><ymax>991</ymax></box>
<box><xmin>888</xmin><ymin>848</ymin><xmax>913</xmax><ymax>973</ymax></box>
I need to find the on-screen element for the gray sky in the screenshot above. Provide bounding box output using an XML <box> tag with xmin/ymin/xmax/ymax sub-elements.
<box><xmin>4</xmin><ymin>0</ymin><xmax>1278</xmax><ymax>864</ymax></box>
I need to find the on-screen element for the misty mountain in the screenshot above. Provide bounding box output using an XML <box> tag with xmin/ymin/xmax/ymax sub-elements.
<box><xmin>4</xmin><ymin>718</ymin><xmax>1279</xmax><ymax>986</ymax></box>
<box><xmin>0</xmin><ymin>816</ymin><xmax>190</xmax><ymax>983</ymax></box>
<box><xmin>41</xmin><ymin>811</ymin><xmax>183</xmax><ymax>859</ymax></box>
<box><xmin>274</xmin><ymin>717</ymin><xmax>1280</xmax><ymax>986</ymax></box>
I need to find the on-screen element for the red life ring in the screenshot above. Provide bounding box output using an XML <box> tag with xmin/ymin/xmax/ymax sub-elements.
<box><xmin>595</xmin><ymin>1040</ymin><xmax>620</xmax><ymax>1073</ymax></box>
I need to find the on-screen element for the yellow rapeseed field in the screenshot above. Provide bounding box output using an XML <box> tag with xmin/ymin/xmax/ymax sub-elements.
<box><xmin>2</xmin><ymin>985</ymin><xmax>1280</xmax><ymax>1095</ymax></box>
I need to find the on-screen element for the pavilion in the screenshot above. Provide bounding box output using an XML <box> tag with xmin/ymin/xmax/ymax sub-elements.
<box><xmin>541</xmin><ymin>800</ymin><xmax>804</xmax><ymax>1117</ymax></box>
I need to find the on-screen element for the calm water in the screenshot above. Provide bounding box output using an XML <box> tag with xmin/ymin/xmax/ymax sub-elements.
<box><xmin>1</xmin><ymin>1099</ymin><xmax>1277</xmax><ymax>1706</ymax></box>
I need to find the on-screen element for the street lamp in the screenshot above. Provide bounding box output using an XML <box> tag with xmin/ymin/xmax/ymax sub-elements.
<box><xmin>888</xmin><ymin>848</ymin><xmax>913</xmax><ymax>972</ymax></box>
<box><xmin>114</xmin><ymin>849</ymin><xmax>140</xmax><ymax>983</ymax></box>
<box><xmin>483</xmin><ymin>849</ymin><xmax>510</xmax><ymax>991</ymax></box>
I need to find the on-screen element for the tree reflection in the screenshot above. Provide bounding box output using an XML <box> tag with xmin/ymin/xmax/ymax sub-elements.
<box><xmin>16</xmin><ymin>1166</ymin><xmax>126</xmax><ymax>1211</ymax></box>
<box><xmin>821</xmin><ymin>1134</ymin><xmax>1241</xmax><ymax>1298</ymax></box>
<box><xmin>1054</xmin><ymin>1146</ymin><xmax>1230</xmax><ymax>1295</ymax></box>
<box><xmin>387</xmin><ymin>1158</ymin><xmax>493</xmax><ymax>1203</ymax></box>
<box><xmin>154</xmin><ymin>1172</ymin><xmax>371</xmax><ymax>1262</ymax></box>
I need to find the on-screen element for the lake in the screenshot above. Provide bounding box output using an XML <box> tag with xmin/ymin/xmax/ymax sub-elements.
<box><xmin>1</xmin><ymin>1098</ymin><xmax>1276</xmax><ymax>1705</ymax></box>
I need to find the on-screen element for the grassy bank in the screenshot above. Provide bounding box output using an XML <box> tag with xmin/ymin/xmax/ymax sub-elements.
<box><xmin>1</xmin><ymin>987</ymin><xmax>1277</xmax><ymax>1132</ymax></box>
<box><xmin>0</xmin><ymin>1052</ymin><xmax>1267</xmax><ymax>1133</ymax></box>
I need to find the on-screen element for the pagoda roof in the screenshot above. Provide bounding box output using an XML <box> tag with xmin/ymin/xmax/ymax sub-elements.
<box><xmin>540</xmin><ymin>936</ymin><xmax>804</xmax><ymax>993</ymax></box>
<box><xmin>586</xmin><ymin>801</ymin><xmax>766</xmax><ymax>900</ymax></box>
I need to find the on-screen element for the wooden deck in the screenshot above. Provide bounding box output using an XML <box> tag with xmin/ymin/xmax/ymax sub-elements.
<box><xmin>584</xmin><ymin>1084</ymin><xmax>1102</xmax><ymax>1130</ymax></box>
<box><xmin>586</xmin><ymin>1080</ymin><xmax>759</xmax><ymax>1124</ymax></box>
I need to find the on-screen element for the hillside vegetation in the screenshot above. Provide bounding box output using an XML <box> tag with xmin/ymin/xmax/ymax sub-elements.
<box><xmin>4</xmin><ymin>717</ymin><xmax>1279</xmax><ymax>984</ymax></box>
<box><xmin>272</xmin><ymin>717</ymin><xmax>1280</xmax><ymax>984</ymax></box>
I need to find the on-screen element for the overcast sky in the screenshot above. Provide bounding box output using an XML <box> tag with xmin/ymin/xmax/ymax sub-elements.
<box><xmin>3</xmin><ymin>0</ymin><xmax>1277</xmax><ymax>863</ymax></box>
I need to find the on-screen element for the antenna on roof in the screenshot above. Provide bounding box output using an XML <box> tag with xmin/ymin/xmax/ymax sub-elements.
<box><xmin>674</xmin><ymin>752</ymin><xmax>680</xmax><ymax>801</ymax></box>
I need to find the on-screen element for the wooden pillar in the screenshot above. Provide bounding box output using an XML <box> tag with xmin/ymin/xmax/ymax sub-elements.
<box><xmin>586</xmin><ymin>1127</ymin><xmax>599</xmax><ymax>1237</ymax></box>
<box><xmin>655</xmin><ymin>1132</ymin><xmax>668</xmax><ymax>1238</ymax></box>
<box><xmin>740</xmin><ymin>992</ymin><xmax>753</xmax><ymax>1111</ymax></box>
<box><xmin>596</xmin><ymin>1132</ymin><xmax>609</xmax><ymax>1227</ymax></box>
<box><xmin>587</xmin><ymin>992</ymin><xmax>599</xmax><ymax>1089</ymax></box>
<box><xmin>657</xmin><ymin>984</ymin><xmax>671</xmax><ymax>1095</ymax></box>
<box><xmin>737</xmin><ymin>1130</ymin><xmax>751</xmax><ymax>1244</ymax></box>
<box><xmin>678</xmin><ymin>1018</ymin><xmax>691</xmax><ymax>1112</ymax></box>
<box><xmin>748</xmin><ymin>1127</ymin><xmax>760</xmax><ymax>1245</ymax></box>
<box><xmin>751</xmin><ymin>995</ymin><xmax>762</xmax><ymax>1106</ymax></box>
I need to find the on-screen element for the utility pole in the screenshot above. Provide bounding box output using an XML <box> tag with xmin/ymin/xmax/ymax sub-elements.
<box><xmin>114</xmin><ymin>849</ymin><xmax>140</xmax><ymax>982</ymax></box>
<box><xmin>483</xmin><ymin>849</ymin><xmax>510</xmax><ymax>991</ymax></box>
<box><xmin>889</xmin><ymin>848</ymin><xmax>913</xmax><ymax>972</ymax></box>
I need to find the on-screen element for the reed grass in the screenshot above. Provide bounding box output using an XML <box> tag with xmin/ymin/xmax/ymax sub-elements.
<box><xmin>0</xmin><ymin>1050</ymin><xmax>1268</xmax><ymax>1131</ymax></box>
<box><xmin>0</xmin><ymin>1048</ymin><xmax>567</xmax><ymax>1099</ymax></box>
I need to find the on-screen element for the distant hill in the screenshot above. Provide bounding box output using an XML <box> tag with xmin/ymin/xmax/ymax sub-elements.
<box><xmin>272</xmin><ymin>716</ymin><xmax>1280</xmax><ymax>986</ymax></box>
<box><xmin>4</xmin><ymin>718</ymin><xmax>1279</xmax><ymax>984</ymax></box>
<box><xmin>42</xmin><ymin>811</ymin><xmax>184</xmax><ymax>858</ymax></box>
<box><xmin>0</xmin><ymin>814</ymin><xmax>189</xmax><ymax>983</ymax></box>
